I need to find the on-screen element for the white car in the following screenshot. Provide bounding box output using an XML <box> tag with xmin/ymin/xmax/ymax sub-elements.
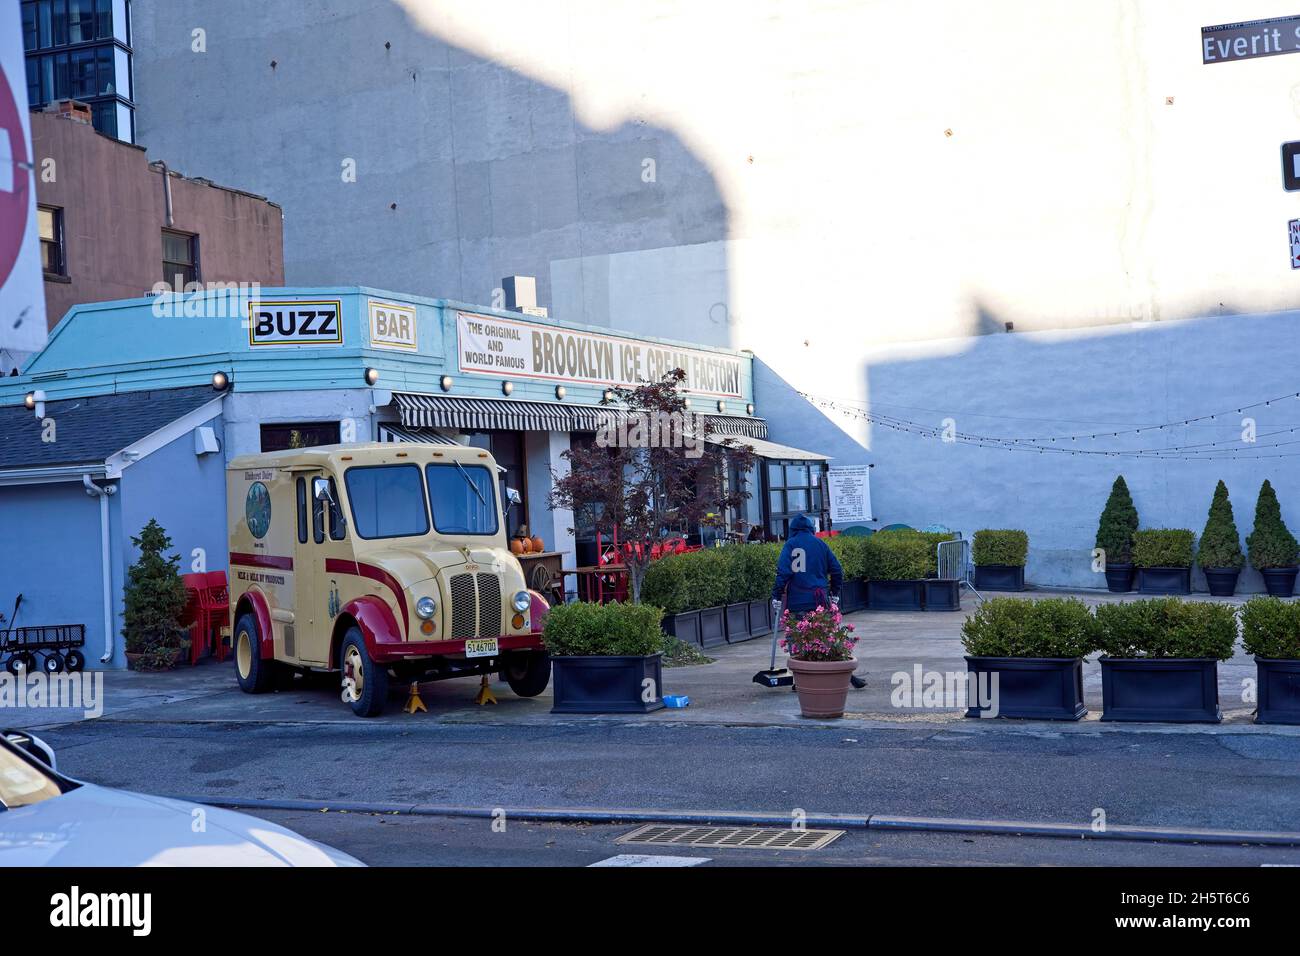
<box><xmin>0</xmin><ymin>730</ymin><xmax>363</xmax><ymax>867</ymax></box>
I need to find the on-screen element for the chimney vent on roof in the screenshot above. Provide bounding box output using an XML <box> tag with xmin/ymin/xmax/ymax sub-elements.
<box><xmin>502</xmin><ymin>276</ymin><xmax>547</xmax><ymax>317</ymax></box>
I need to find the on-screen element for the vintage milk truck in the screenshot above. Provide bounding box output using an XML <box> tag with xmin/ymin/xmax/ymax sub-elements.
<box><xmin>226</xmin><ymin>443</ymin><xmax>551</xmax><ymax>716</ymax></box>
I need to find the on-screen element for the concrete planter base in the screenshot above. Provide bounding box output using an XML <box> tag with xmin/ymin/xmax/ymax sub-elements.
<box><xmin>972</xmin><ymin>564</ymin><xmax>1025</xmax><ymax>591</ymax></box>
<box><xmin>964</xmin><ymin>656</ymin><xmax>1085</xmax><ymax>720</ymax></box>
<box><xmin>550</xmin><ymin>653</ymin><xmax>665</xmax><ymax>714</ymax></box>
<box><xmin>1136</xmin><ymin>566</ymin><xmax>1192</xmax><ymax>595</ymax></box>
<box><xmin>1100</xmin><ymin>657</ymin><xmax>1221</xmax><ymax>723</ymax></box>
<box><xmin>1255</xmin><ymin>658</ymin><xmax>1300</xmax><ymax>725</ymax></box>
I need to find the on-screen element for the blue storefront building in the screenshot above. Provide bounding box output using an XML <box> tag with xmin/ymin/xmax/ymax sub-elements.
<box><xmin>0</xmin><ymin>287</ymin><xmax>839</xmax><ymax>667</ymax></box>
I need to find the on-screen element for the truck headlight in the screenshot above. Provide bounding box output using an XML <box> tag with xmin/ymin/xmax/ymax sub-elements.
<box><xmin>416</xmin><ymin>596</ymin><xmax>437</xmax><ymax>619</ymax></box>
<box><xmin>512</xmin><ymin>590</ymin><xmax>531</xmax><ymax>613</ymax></box>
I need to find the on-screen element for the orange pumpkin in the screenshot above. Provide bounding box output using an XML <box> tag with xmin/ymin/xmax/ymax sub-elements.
<box><xmin>530</xmin><ymin>536</ymin><xmax>545</xmax><ymax>553</ymax></box>
<box><xmin>509</xmin><ymin>538</ymin><xmax>525</xmax><ymax>556</ymax></box>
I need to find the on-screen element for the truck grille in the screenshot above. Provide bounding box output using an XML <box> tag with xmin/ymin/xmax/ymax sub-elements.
<box><xmin>447</xmin><ymin>572</ymin><xmax>501</xmax><ymax>639</ymax></box>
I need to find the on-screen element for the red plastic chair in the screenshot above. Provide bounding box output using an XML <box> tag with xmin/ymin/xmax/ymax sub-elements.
<box><xmin>180</xmin><ymin>573</ymin><xmax>208</xmax><ymax>664</ymax></box>
<box><xmin>200</xmin><ymin>571</ymin><xmax>229</xmax><ymax>662</ymax></box>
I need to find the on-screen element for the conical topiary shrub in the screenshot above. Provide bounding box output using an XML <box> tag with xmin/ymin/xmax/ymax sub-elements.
<box><xmin>1096</xmin><ymin>475</ymin><xmax>1139</xmax><ymax>564</ymax></box>
<box><xmin>1198</xmin><ymin>481</ymin><xmax>1244</xmax><ymax>570</ymax></box>
<box><xmin>1247</xmin><ymin>480</ymin><xmax>1299</xmax><ymax>597</ymax></box>
<box><xmin>122</xmin><ymin>519</ymin><xmax>189</xmax><ymax>670</ymax></box>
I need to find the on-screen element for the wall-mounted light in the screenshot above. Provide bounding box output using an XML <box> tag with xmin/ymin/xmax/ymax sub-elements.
<box><xmin>717</xmin><ymin>400</ymin><xmax>727</xmax><ymax>413</ymax></box>
<box><xmin>211</xmin><ymin>371</ymin><xmax>230</xmax><ymax>392</ymax></box>
<box><xmin>440</xmin><ymin>375</ymin><xmax>453</xmax><ymax>392</ymax></box>
<box><xmin>554</xmin><ymin>385</ymin><xmax>566</xmax><ymax>400</ymax></box>
<box><xmin>25</xmin><ymin>390</ymin><xmax>46</xmax><ymax>418</ymax></box>
<box><xmin>364</xmin><ymin>367</ymin><xmax>380</xmax><ymax>386</ymax></box>
<box><xmin>746</xmin><ymin>403</ymin><xmax>754</xmax><ymax>416</ymax></box>
<box><xmin>683</xmin><ymin>398</ymin><xmax>692</xmax><ymax>409</ymax></box>
<box><xmin>502</xmin><ymin>380</ymin><xmax>514</xmax><ymax>396</ymax></box>
<box><xmin>602</xmin><ymin>389</ymin><xmax>615</xmax><ymax>403</ymax></box>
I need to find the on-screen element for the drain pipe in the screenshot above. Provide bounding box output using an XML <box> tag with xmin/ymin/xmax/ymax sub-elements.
<box><xmin>157</xmin><ymin>161</ymin><xmax>174</xmax><ymax>227</ymax></box>
<box><xmin>83</xmin><ymin>475</ymin><xmax>118</xmax><ymax>663</ymax></box>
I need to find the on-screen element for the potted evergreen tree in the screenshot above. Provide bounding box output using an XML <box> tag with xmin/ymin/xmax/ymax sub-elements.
<box><xmin>1095</xmin><ymin>598</ymin><xmax>1237</xmax><ymax>722</ymax></box>
<box><xmin>780</xmin><ymin>604</ymin><xmax>859</xmax><ymax>718</ymax></box>
<box><xmin>1198</xmin><ymin>481</ymin><xmax>1244</xmax><ymax>597</ymax></box>
<box><xmin>962</xmin><ymin>597</ymin><xmax>1098</xmax><ymax>720</ymax></box>
<box><xmin>1241</xmin><ymin>597</ymin><xmax>1300</xmax><ymax>725</ymax></box>
<box><xmin>122</xmin><ymin>519</ymin><xmax>189</xmax><ymax>670</ymax></box>
<box><xmin>545</xmin><ymin>601</ymin><xmax>666</xmax><ymax>714</ymax></box>
<box><xmin>1095</xmin><ymin>475</ymin><xmax>1138</xmax><ymax>592</ymax></box>
<box><xmin>1246</xmin><ymin>479</ymin><xmax>1299</xmax><ymax>597</ymax></box>
<box><xmin>971</xmin><ymin>529</ymin><xmax>1028</xmax><ymax>591</ymax></box>
<box><xmin>1132</xmin><ymin>529</ymin><xmax>1195</xmax><ymax>595</ymax></box>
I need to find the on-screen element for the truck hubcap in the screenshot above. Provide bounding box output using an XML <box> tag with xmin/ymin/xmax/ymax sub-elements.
<box><xmin>344</xmin><ymin>646</ymin><xmax>365</xmax><ymax>697</ymax></box>
<box><xmin>236</xmin><ymin>631</ymin><xmax>252</xmax><ymax>679</ymax></box>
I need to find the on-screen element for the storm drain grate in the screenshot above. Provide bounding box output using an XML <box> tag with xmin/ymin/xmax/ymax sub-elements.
<box><xmin>617</xmin><ymin>824</ymin><xmax>843</xmax><ymax>851</ymax></box>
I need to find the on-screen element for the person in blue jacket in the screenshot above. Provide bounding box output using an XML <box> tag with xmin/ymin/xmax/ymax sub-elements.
<box><xmin>770</xmin><ymin>514</ymin><xmax>865</xmax><ymax>688</ymax></box>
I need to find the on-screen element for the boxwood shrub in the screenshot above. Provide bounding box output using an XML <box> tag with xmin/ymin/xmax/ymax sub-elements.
<box><xmin>1240</xmin><ymin>596</ymin><xmax>1300</xmax><ymax>660</ymax></box>
<box><xmin>861</xmin><ymin>530</ymin><xmax>934</xmax><ymax>581</ymax></box>
<box><xmin>1094</xmin><ymin>598</ymin><xmax>1237</xmax><ymax>660</ymax></box>
<box><xmin>1246</xmin><ymin>479</ymin><xmax>1300</xmax><ymax>570</ymax></box>
<box><xmin>1130</xmin><ymin>529</ymin><xmax>1195</xmax><ymax>569</ymax></box>
<box><xmin>972</xmin><ymin>529</ymin><xmax>1029</xmax><ymax>567</ymax></box>
<box><xmin>826</xmin><ymin>535</ymin><xmax>867</xmax><ymax>581</ymax></box>
<box><xmin>542</xmin><ymin>600</ymin><xmax>664</xmax><ymax>657</ymax></box>
<box><xmin>641</xmin><ymin>542</ymin><xmax>783</xmax><ymax>614</ymax></box>
<box><xmin>961</xmin><ymin>597</ymin><xmax>1098</xmax><ymax>659</ymax></box>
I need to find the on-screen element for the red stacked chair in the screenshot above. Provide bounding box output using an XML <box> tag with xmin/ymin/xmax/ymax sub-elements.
<box><xmin>181</xmin><ymin>571</ymin><xmax>230</xmax><ymax>664</ymax></box>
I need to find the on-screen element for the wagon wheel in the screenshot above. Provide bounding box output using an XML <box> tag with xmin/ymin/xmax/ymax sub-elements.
<box><xmin>528</xmin><ymin>563</ymin><xmax>555</xmax><ymax>602</ymax></box>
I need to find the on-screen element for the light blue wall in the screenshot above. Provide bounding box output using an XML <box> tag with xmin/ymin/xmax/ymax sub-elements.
<box><xmin>0</xmin><ymin>483</ymin><xmax>109</xmax><ymax>666</ymax></box>
<box><xmin>759</xmin><ymin>310</ymin><xmax>1300</xmax><ymax>593</ymax></box>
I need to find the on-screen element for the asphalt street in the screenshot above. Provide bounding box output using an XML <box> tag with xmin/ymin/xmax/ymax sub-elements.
<box><xmin>34</xmin><ymin>716</ymin><xmax>1300</xmax><ymax>865</ymax></box>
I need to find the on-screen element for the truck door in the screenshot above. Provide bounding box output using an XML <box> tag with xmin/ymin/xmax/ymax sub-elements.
<box><xmin>293</xmin><ymin>471</ymin><xmax>324</xmax><ymax>665</ymax></box>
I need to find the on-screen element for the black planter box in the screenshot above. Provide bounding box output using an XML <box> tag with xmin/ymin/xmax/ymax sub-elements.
<box><xmin>661</xmin><ymin>610</ymin><xmax>701</xmax><ymax>646</ymax></box>
<box><xmin>1202</xmin><ymin>567</ymin><xmax>1240</xmax><ymax>598</ymax></box>
<box><xmin>923</xmin><ymin>578</ymin><xmax>961</xmax><ymax>611</ymax></box>
<box><xmin>964</xmin><ymin>657</ymin><xmax>1085</xmax><ymax>720</ymax></box>
<box><xmin>1104</xmin><ymin>563</ymin><xmax>1135</xmax><ymax>593</ymax></box>
<box><xmin>550</xmin><ymin>653</ymin><xmax>666</xmax><ymax>714</ymax></box>
<box><xmin>1255</xmin><ymin>658</ymin><xmax>1300</xmax><ymax>725</ymax></box>
<box><xmin>724</xmin><ymin>602</ymin><xmax>753</xmax><ymax>644</ymax></box>
<box><xmin>866</xmin><ymin>579</ymin><xmax>924</xmax><ymax>611</ymax></box>
<box><xmin>1261</xmin><ymin>567</ymin><xmax>1299</xmax><ymax>597</ymax></box>
<box><xmin>747</xmin><ymin>599</ymin><xmax>772</xmax><ymax>637</ymax></box>
<box><xmin>698</xmin><ymin>605</ymin><xmax>727</xmax><ymax>649</ymax></box>
<box><xmin>838</xmin><ymin>579</ymin><xmax>868</xmax><ymax>613</ymax></box>
<box><xmin>1100</xmin><ymin>657</ymin><xmax>1221</xmax><ymax>722</ymax></box>
<box><xmin>1136</xmin><ymin>566</ymin><xmax>1192</xmax><ymax>595</ymax></box>
<box><xmin>973</xmin><ymin>564</ymin><xmax>1025</xmax><ymax>591</ymax></box>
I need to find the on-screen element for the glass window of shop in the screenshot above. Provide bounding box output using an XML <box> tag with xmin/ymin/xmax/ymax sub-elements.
<box><xmin>766</xmin><ymin>460</ymin><xmax>826</xmax><ymax>539</ymax></box>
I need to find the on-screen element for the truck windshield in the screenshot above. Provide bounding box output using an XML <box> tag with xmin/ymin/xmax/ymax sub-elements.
<box><xmin>426</xmin><ymin>463</ymin><xmax>499</xmax><ymax>535</ymax></box>
<box><xmin>344</xmin><ymin>464</ymin><xmax>430</xmax><ymax>539</ymax></box>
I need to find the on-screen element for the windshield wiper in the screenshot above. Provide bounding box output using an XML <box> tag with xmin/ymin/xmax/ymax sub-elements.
<box><xmin>453</xmin><ymin>460</ymin><xmax>488</xmax><ymax>507</ymax></box>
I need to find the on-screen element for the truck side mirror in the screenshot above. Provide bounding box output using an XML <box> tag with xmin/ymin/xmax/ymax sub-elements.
<box><xmin>313</xmin><ymin>477</ymin><xmax>331</xmax><ymax>502</ymax></box>
<box><xmin>504</xmin><ymin>486</ymin><xmax>521</xmax><ymax>517</ymax></box>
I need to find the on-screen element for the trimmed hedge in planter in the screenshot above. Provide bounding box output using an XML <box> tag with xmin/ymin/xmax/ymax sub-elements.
<box><xmin>1094</xmin><ymin>598</ymin><xmax>1236</xmax><ymax>722</ymax></box>
<box><xmin>544</xmin><ymin>601</ymin><xmax>667</xmax><ymax>714</ymax></box>
<box><xmin>1096</xmin><ymin>475</ymin><xmax>1138</xmax><ymax>592</ymax></box>
<box><xmin>961</xmin><ymin>597</ymin><xmax>1097</xmax><ymax>719</ymax></box>
<box><xmin>1241</xmin><ymin>596</ymin><xmax>1300</xmax><ymax>725</ymax></box>
<box><xmin>1132</xmin><ymin>529</ymin><xmax>1194</xmax><ymax>595</ymax></box>
<box><xmin>642</xmin><ymin>542</ymin><xmax>781</xmax><ymax>647</ymax></box>
<box><xmin>860</xmin><ymin>529</ymin><xmax>950</xmax><ymax>610</ymax></box>
<box><xmin>1197</xmin><ymin>480</ymin><xmax>1244</xmax><ymax>597</ymax></box>
<box><xmin>1247</xmin><ymin>479</ymin><xmax>1299</xmax><ymax>596</ymax></box>
<box><xmin>972</xmin><ymin>529</ymin><xmax>1027</xmax><ymax>592</ymax></box>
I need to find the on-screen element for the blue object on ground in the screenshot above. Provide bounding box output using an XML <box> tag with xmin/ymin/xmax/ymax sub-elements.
<box><xmin>663</xmin><ymin>695</ymin><xmax>690</xmax><ymax>708</ymax></box>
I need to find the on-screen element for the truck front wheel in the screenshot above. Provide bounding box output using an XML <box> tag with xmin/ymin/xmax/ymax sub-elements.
<box><xmin>234</xmin><ymin>612</ymin><xmax>275</xmax><ymax>694</ymax></box>
<box><xmin>340</xmin><ymin>628</ymin><xmax>388</xmax><ymax>717</ymax></box>
<box><xmin>502</xmin><ymin>650</ymin><xmax>551</xmax><ymax>698</ymax></box>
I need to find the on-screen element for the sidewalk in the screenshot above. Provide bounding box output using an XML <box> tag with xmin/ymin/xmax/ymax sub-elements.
<box><xmin>5</xmin><ymin>588</ymin><xmax>1288</xmax><ymax>736</ymax></box>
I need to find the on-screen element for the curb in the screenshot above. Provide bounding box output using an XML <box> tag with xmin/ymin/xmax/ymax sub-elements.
<box><xmin>174</xmin><ymin>795</ymin><xmax>1300</xmax><ymax>848</ymax></box>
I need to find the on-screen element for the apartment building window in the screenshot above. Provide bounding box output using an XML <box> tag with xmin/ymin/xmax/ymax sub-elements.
<box><xmin>21</xmin><ymin>0</ymin><xmax>135</xmax><ymax>143</ymax></box>
<box><xmin>161</xmin><ymin>230</ymin><xmax>198</xmax><ymax>290</ymax></box>
<box><xmin>38</xmin><ymin>206</ymin><xmax>65</xmax><ymax>278</ymax></box>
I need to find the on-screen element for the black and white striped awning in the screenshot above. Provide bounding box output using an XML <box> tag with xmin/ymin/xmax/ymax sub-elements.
<box><xmin>392</xmin><ymin>392</ymin><xmax>767</xmax><ymax>438</ymax></box>
<box><xmin>377</xmin><ymin>423</ymin><xmax>462</xmax><ymax>445</ymax></box>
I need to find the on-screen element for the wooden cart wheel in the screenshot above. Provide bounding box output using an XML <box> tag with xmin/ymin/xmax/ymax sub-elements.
<box><xmin>528</xmin><ymin>563</ymin><xmax>553</xmax><ymax>598</ymax></box>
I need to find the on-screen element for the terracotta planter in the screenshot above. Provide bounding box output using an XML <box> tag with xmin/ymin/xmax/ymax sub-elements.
<box><xmin>787</xmin><ymin>656</ymin><xmax>858</xmax><ymax>718</ymax></box>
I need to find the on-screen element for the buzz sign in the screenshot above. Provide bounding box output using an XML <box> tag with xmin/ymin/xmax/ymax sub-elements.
<box><xmin>247</xmin><ymin>300</ymin><xmax>343</xmax><ymax>347</ymax></box>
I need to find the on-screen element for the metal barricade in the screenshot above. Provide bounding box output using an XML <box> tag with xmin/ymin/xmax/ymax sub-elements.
<box><xmin>936</xmin><ymin>536</ymin><xmax>983</xmax><ymax>602</ymax></box>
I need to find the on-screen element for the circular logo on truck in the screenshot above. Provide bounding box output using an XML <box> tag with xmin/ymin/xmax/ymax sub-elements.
<box><xmin>245</xmin><ymin>481</ymin><xmax>271</xmax><ymax>539</ymax></box>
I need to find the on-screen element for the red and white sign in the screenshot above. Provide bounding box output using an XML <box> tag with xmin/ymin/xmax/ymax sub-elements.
<box><xmin>0</xmin><ymin>4</ymin><xmax>46</xmax><ymax>367</ymax></box>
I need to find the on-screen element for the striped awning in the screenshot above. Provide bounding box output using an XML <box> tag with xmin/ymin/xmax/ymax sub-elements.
<box><xmin>377</xmin><ymin>423</ymin><xmax>462</xmax><ymax>445</ymax></box>
<box><xmin>392</xmin><ymin>392</ymin><xmax>768</xmax><ymax>438</ymax></box>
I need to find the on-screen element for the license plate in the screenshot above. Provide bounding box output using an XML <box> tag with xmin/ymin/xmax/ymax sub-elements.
<box><xmin>464</xmin><ymin>638</ymin><xmax>498</xmax><ymax>658</ymax></box>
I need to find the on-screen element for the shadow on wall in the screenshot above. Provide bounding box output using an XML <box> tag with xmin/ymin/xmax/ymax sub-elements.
<box><xmin>129</xmin><ymin>0</ymin><xmax>731</xmax><ymax>334</ymax></box>
<box><xmin>857</xmin><ymin>301</ymin><xmax>1300</xmax><ymax>591</ymax></box>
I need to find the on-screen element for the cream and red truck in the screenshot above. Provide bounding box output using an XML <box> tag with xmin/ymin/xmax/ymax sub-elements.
<box><xmin>226</xmin><ymin>443</ymin><xmax>550</xmax><ymax>716</ymax></box>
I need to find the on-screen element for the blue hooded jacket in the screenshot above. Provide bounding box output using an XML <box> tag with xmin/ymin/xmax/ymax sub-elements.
<box><xmin>771</xmin><ymin>514</ymin><xmax>843</xmax><ymax>611</ymax></box>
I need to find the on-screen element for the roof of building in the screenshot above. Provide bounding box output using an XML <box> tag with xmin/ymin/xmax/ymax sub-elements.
<box><xmin>0</xmin><ymin>386</ymin><xmax>219</xmax><ymax>471</ymax></box>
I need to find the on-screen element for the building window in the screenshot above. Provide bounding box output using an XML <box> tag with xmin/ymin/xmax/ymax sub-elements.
<box><xmin>161</xmin><ymin>230</ymin><xmax>198</xmax><ymax>290</ymax></box>
<box><xmin>260</xmin><ymin>421</ymin><xmax>342</xmax><ymax>453</ymax></box>
<box><xmin>38</xmin><ymin>206</ymin><xmax>65</xmax><ymax>277</ymax></box>
<box><xmin>765</xmin><ymin>459</ymin><xmax>826</xmax><ymax>538</ymax></box>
